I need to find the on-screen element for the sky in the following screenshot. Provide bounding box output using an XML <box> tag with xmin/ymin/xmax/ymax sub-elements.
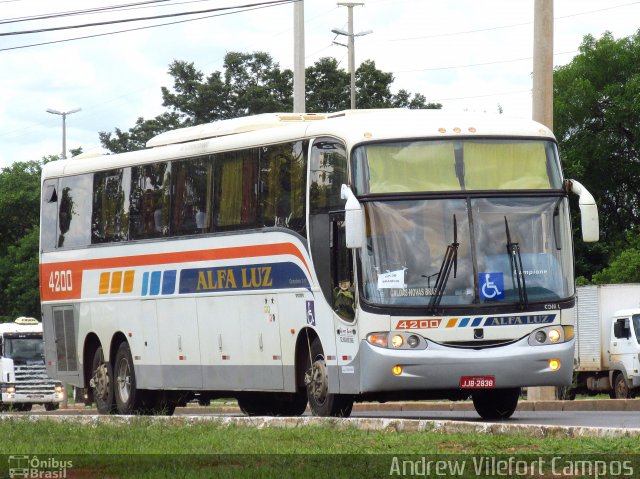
<box><xmin>1</xmin><ymin>0</ymin><xmax>640</xmax><ymax>167</ymax></box>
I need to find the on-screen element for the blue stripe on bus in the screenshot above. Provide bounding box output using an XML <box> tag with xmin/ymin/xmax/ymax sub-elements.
<box><xmin>150</xmin><ymin>271</ymin><xmax>161</xmax><ymax>295</ymax></box>
<box><xmin>141</xmin><ymin>272</ymin><xmax>149</xmax><ymax>296</ymax></box>
<box><xmin>162</xmin><ymin>270</ymin><xmax>177</xmax><ymax>295</ymax></box>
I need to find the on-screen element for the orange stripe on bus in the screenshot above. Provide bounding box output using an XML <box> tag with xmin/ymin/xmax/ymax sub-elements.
<box><xmin>446</xmin><ymin>318</ymin><xmax>458</xmax><ymax>328</ymax></box>
<box><xmin>99</xmin><ymin>272</ymin><xmax>110</xmax><ymax>295</ymax></box>
<box><xmin>110</xmin><ymin>271</ymin><xmax>123</xmax><ymax>294</ymax></box>
<box><xmin>123</xmin><ymin>270</ymin><xmax>135</xmax><ymax>293</ymax></box>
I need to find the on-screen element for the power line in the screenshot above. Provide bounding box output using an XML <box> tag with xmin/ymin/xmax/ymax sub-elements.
<box><xmin>384</xmin><ymin>0</ymin><xmax>640</xmax><ymax>42</ymax></box>
<box><xmin>0</xmin><ymin>0</ymin><xmax>297</xmax><ymax>52</ymax></box>
<box><xmin>0</xmin><ymin>0</ymin><xmax>296</xmax><ymax>36</ymax></box>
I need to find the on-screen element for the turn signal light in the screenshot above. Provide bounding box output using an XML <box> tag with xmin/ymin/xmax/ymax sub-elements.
<box><xmin>392</xmin><ymin>365</ymin><xmax>403</xmax><ymax>376</ymax></box>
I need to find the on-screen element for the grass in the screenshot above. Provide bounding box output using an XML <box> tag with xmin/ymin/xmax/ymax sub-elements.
<box><xmin>1</xmin><ymin>417</ymin><xmax>639</xmax><ymax>478</ymax></box>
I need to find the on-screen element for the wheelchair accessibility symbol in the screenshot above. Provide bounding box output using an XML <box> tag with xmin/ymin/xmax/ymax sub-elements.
<box><xmin>479</xmin><ymin>272</ymin><xmax>504</xmax><ymax>300</ymax></box>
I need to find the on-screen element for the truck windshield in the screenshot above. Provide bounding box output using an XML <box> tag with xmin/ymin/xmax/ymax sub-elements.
<box><xmin>4</xmin><ymin>337</ymin><xmax>44</xmax><ymax>361</ymax></box>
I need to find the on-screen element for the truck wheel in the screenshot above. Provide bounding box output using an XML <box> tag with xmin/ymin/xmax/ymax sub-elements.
<box><xmin>92</xmin><ymin>346</ymin><xmax>115</xmax><ymax>414</ymax></box>
<box><xmin>44</xmin><ymin>403</ymin><xmax>60</xmax><ymax>412</ymax></box>
<box><xmin>472</xmin><ymin>388</ymin><xmax>520</xmax><ymax>420</ymax></box>
<box><xmin>303</xmin><ymin>338</ymin><xmax>353</xmax><ymax>417</ymax></box>
<box><xmin>13</xmin><ymin>404</ymin><xmax>32</xmax><ymax>412</ymax></box>
<box><xmin>113</xmin><ymin>342</ymin><xmax>144</xmax><ymax>414</ymax></box>
<box><xmin>614</xmin><ymin>373</ymin><xmax>633</xmax><ymax>399</ymax></box>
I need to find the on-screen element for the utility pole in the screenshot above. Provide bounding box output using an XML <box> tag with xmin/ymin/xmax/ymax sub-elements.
<box><xmin>293</xmin><ymin>0</ymin><xmax>305</xmax><ymax>113</ymax></box>
<box><xmin>333</xmin><ymin>2</ymin><xmax>371</xmax><ymax>109</ymax></box>
<box><xmin>532</xmin><ymin>0</ymin><xmax>553</xmax><ymax>130</ymax></box>
<box><xmin>530</xmin><ymin>0</ymin><xmax>556</xmax><ymax>402</ymax></box>
<box><xmin>46</xmin><ymin>107</ymin><xmax>81</xmax><ymax>159</ymax></box>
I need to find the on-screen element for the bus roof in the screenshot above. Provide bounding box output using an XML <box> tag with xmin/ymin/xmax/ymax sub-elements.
<box><xmin>42</xmin><ymin>109</ymin><xmax>556</xmax><ymax>179</ymax></box>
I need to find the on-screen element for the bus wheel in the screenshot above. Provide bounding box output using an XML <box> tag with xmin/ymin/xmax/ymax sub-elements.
<box><xmin>44</xmin><ymin>403</ymin><xmax>60</xmax><ymax>412</ymax></box>
<box><xmin>304</xmin><ymin>338</ymin><xmax>353</xmax><ymax>417</ymax></box>
<box><xmin>113</xmin><ymin>342</ymin><xmax>144</xmax><ymax>414</ymax></box>
<box><xmin>92</xmin><ymin>346</ymin><xmax>115</xmax><ymax>414</ymax></box>
<box><xmin>472</xmin><ymin>387</ymin><xmax>520</xmax><ymax>420</ymax></box>
<box><xmin>237</xmin><ymin>394</ymin><xmax>276</xmax><ymax>416</ymax></box>
<box><xmin>13</xmin><ymin>404</ymin><xmax>32</xmax><ymax>412</ymax></box>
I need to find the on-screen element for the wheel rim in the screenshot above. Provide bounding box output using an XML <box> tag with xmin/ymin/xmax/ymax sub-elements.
<box><xmin>616</xmin><ymin>377</ymin><xmax>628</xmax><ymax>398</ymax></box>
<box><xmin>116</xmin><ymin>357</ymin><xmax>131</xmax><ymax>404</ymax></box>
<box><xmin>305</xmin><ymin>359</ymin><xmax>328</xmax><ymax>405</ymax></box>
<box><xmin>95</xmin><ymin>363</ymin><xmax>110</xmax><ymax>401</ymax></box>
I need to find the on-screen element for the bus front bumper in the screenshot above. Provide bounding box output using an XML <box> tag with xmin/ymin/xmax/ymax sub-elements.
<box><xmin>357</xmin><ymin>336</ymin><xmax>574</xmax><ymax>392</ymax></box>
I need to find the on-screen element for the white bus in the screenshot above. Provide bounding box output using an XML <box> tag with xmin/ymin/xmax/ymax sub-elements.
<box><xmin>39</xmin><ymin>109</ymin><xmax>598</xmax><ymax>419</ymax></box>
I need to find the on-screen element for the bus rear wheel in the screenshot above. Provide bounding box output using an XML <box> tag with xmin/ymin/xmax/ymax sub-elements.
<box><xmin>472</xmin><ymin>387</ymin><xmax>520</xmax><ymax>420</ymax></box>
<box><xmin>91</xmin><ymin>346</ymin><xmax>115</xmax><ymax>414</ymax></box>
<box><xmin>113</xmin><ymin>342</ymin><xmax>145</xmax><ymax>415</ymax></box>
<box><xmin>304</xmin><ymin>338</ymin><xmax>353</xmax><ymax>417</ymax></box>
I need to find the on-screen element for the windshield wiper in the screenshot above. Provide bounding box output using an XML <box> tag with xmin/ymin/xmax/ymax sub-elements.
<box><xmin>429</xmin><ymin>214</ymin><xmax>459</xmax><ymax>313</ymax></box>
<box><xmin>504</xmin><ymin>216</ymin><xmax>528</xmax><ymax>309</ymax></box>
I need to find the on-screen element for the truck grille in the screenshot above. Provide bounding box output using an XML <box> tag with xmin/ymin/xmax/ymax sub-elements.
<box><xmin>13</xmin><ymin>364</ymin><xmax>58</xmax><ymax>395</ymax></box>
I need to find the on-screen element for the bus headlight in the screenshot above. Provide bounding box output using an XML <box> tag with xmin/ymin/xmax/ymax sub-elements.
<box><xmin>366</xmin><ymin>333</ymin><xmax>388</xmax><ymax>348</ymax></box>
<box><xmin>55</xmin><ymin>385</ymin><xmax>64</xmax><ymax>393</ymax></box>
<box><xmin>529</xmin><ymin>326</ymin><xmax>567</xmax><ymax>346</ymax></box>
<box><xmin>367</xmin><ymin>332</ymin><xmax>427</xmax><ymax>350</ymax></box>
<box><xmin>5</xmin><ymin>386</ymin><xmax>15</xmax><ymax>394</ymax></box>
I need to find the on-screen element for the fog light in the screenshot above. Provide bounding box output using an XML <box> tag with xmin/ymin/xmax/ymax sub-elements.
<box><xmin>534</xmin><ymin>331</ymin><xmax>547</xmax><ymax>343</ymax></box>
<box><xmin>549</xmin><ymin>359</ymin><xmax>561</xmax><ymax>371</ymax></box>
<box><xmin>548</xmin><ymin>329</ymin><xmax>561</xmax><ymax>343</ymax></box>
<box><xmin>407</xmin><ymin>335</ymin><xmax>419</xmax><ymax>348</ymax></box>
<box><xmin>392</xmin><ymin>365</ymin><xmax>403</xmax><ymax>376</ymax></box>
<box><xmin>391</xmin><ymin>335</ymin><xmax>404</xmax><ymax>348</ymax></box>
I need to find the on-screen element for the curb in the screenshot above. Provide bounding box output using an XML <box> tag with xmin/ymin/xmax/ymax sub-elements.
<box><xmin>202</xmin><ymin>399</ymin><xmax>640</xmax><ymax>414</ymax></box>
<box><xmin>4</xmin><ymin>414</ymin><xmax>640</xmax><ymax>438</ymax></box>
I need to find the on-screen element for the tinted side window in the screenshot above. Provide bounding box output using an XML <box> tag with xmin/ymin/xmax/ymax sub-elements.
<box><xmin>259</xmin><ymin>141</ymin><xmax>307</xmax><ymax>234</ymax></box>
<box><xmin>41</xmin><ymin>179</ymin><xmax>58</xmax><ymax>252</ymax></box>
<box><xmin>173</xmin><ymin>157</ymin><xmax>212</xmax><ymax>235</ymax></box>
<box><xmin>129</xmin><ymin>163</ymin><xmax>171</xmax><ymax>240</ymax></box>
<box><xmin>58</xmin><ymin>174</ymin><xmax>92</xmax><ymax>248</ymax></box>
<box><xmin>310</xmin><ymin>138</ymin><xmax>347</xmax><ymax>214</ymax></box>
<box><xmin>214</xmin><ymin>149</ymin><xmax>257</xmax><ymax>229</ymax></box>
<box><xmin>92</xmin><ymin>169</ymin><xmax>129</xmax><ymax>244</ymax></box>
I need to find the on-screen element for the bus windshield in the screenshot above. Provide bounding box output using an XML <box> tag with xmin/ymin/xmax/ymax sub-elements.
<box><xmin>352</xmin><ymin>139</ymin><xmax>563</xmax><ymax>194</ymax></box>
<box><xmin>4</xmin><ymin>337</ymin><xmax>44</xmax><ymax>362</ymax></box>
<box><xmin>354</xmin><ymin>138</ymin><xmax>573</xmax><ymax>310</ymax></box>
<box><xmin>633</xmin><ymin>315</ymin><xmax>640</xmax><ymax>344</ymax></box>
<box><xmin>360</xmin><ymin>197</ymin><xmax>574</xmax><ymax>309</ymax></box>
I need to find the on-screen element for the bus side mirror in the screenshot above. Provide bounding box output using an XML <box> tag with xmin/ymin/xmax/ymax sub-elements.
<box><xmin>565</xmin><ymin>179</ymin><xmax>599</xmax><ymax>242</ymax></box>
<box><xmin>341</xmin><ymin>184</ymin><xmax>365</xmax><ymax>249</ymax></box>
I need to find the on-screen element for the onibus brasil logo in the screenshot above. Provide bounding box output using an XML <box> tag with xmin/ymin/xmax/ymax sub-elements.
<box><xmin>8</xmin><ymin>455</ymin><xmax>73</xmax><ymax>479</ymax></box>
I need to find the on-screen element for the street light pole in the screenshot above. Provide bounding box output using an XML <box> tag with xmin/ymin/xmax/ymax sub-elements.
<box><xmin>46</xmin><ymin>107</ymin><xmax>81</xmax><ymax>159</ymax></box>
<box><xmin>333</xmin><ymin>2</ymin><xmax>371</xmax><ymax>109</ymax></box>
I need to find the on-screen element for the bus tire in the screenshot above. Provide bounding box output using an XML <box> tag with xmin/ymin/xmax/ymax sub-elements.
<box><xmin>472</xmin><ymin>387</ymin><xmax>520</xmax><ymax>420</ymax></box>
<box><xmin>304</xmin><ymin>338</ymin><xmax>353</xmax><ymax>417</ymax></box>
<box><xmin>13</xmin><ymin>404</ymin><xmax>32</xmax><ymax>412</ymax></box>
<box><xmin>92</xmin><ymin>346</ymin><xmax>115</xmax><ymax>414</ymax></box>
<box><xmin>113</xmin><ymin>342</ymin><xmax>144</xmax><ymax>414</ymax></box>
<box><xmin>44</xmin><ymin>403</ymin><xmax>60</xmax><ymax>412</ymax></box>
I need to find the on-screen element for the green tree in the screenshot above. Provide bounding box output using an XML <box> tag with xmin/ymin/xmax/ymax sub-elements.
<box><xmin>554</xmin><ymin>30</ymin><xmax>640</xmax><ymax>280</ymax></box>
<box><xmin>100</xmin><ymin>51</ymin><xmax>440</xmax><ymax>153</ymax></box>
<box><xmin>0</xmin><ymin>160</ymin><xmax>46</xmax><ymax>320</ymax></box>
